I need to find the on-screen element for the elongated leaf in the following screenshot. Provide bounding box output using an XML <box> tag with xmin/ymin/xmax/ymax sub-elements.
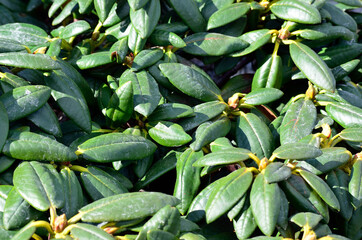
<box><xmin>272</xmin><ymin>143</ymin><xmax>322</xmax><ymax>160</ymax></box>
<box><xmin>326</xmin><ymin>102</ymin><xmax>362</xmax><ymax>128</ymax></box>
<box><xmin>319</xmin><ymin>43</ymin><xmax>362</xmax><ymax>68</ymax></box>
<box><xmin>236</xmin><ymin>113</ymin><xmax>274</xmax><ymax>159</ymax></box>
<box><xmin>349</xmin><ymin>159</ymin><xmax>362</xmax><ymax>209</ymax></box>
<box><xmin>231</xmin><ymin>29</ymin><xmax>272</xmax><ymax>57</ymax></box>
<box><xmin>60</xmin><ymin>168</ymin><xmax>84</xmax><ymax>218</ymax></box>
<box><xmin>251</xmin><ymin>55</ymin><xmax>283</xmax><ymax>90</ymax></box>
<box><xmin>299</xmin><ymin>169</ymin><xmax>340</xmax><ymax>211</ymax></box>
<box><xmin>77</xmin><ymin>133</ymin><xmax>156</xmax><ymax>162</ymax></box>
<box><xmin>169</xmin><ymin>0</ymin><xmax>206</xmax><ymax>32</ymax></box>
<box><xmin>183</xmin><ymin>32</ymin><xmax>249</xmax><ymax>56</ymax></box>
<box><xmin>59</xmin><ymin>20</ymin><xmax>91</xmax><ymax>39</ymax></box>
<box><xmin>0</xmin><ymin>23</ymin><xmax>49</xmax><ymax>46</ymax></box>
<box><xmin>94</xmin><ymin>0</ymin><xmax>116</xmax><ymax>22</ymax></box>
<box><xmin>264</xmin><ymin>162</ymin><xmax>292</xmax><ymax>184</ymax></box>
<box><xmin>322</xmin><ymin>2</ymin><xmax>357</xmax><ymax>32</ymax></box>
<box><xmin>128</xmin><ymin>0</ymin><xmax>149</xmax><ymax>10</ymax></box>
<box><xmin>148</xmin><ymin>30</ymin><xmax>186</xmax><ymax>48</ymax></box>
<box><xmin>250</xmin><ymin>173</ymin><xmax>280</xmax><ymax>236</ymax></box>
<box><xmin>290</xmin><ymin>42</ymin><xmax>335</xmax><ymax>92</ymax></box>
<box><xmin>227</xmin><ymin>195</ymin><xmax>246</xmax><ymax>221</ymax></box>
<box><xmin>159</xmin><ymin>63</ymin><xmax>221</xmax><ymax>102</ymax></box>
<box><xmin>45</xmin><ymin>70</ymin><xmax>91</xmax><ymax>133</ymax></box>
<box><xmin>0</xmin><ymin>85</ymin><xmax>50</xmax><ymax>121</ymax></box>
<box><xmin>191</xmin><ymin>117</ymin><xmax>231</xmax><ymax>152</ymax></box>
<box><xmin>243</xmin><ymin>88</ymin><xmax>284</xmax><ymax>105</ymax></box>
<box><xmin>147</xmin><ymin>103</ymin><xmax>193</xmax><ymax>122</ymax></box>
<box><xmin>178</xmin><ymin>101</ymin><xmax>227</xmax><ymax>131</ymax></box>
<box><xmin>81</xmin><ymin>166</ymin><xmax>128</xmax><ymax>201</ymax></box>
<box><xmin>148</xmin><ymin>121</ymin><xmax>192</xmax><ymax>147</ymax></box>
<box><xmin>27</xmin><ymin>104</ymin><xmax>62</xmax><ymax>137</ymax></box>
<box><xmin>206</xmin><ymin>168</ymin><xmax>253</xmax><ymax>223</ymax></box>
<box><xmin>52</xmin><ymin>0</ymin><xmax>77</xmax><ymax>25</ymax></box>
<box><xmin>270</xmin><ymin>0</ymin><xmax>321</xmax><ymax>24</ymax></box>
<box><xmin>48</xmin><ymin>0</ymin><xmax>67</xmax><ymax>17</ymax></box>
<box><xmin>79</xmin><ymin>192</ymin><xmax>179</xmax><ymax>222</ymax></box>
<box><xmin>130</xmin><ymin>0</ymin><xmax>160</xmax><ymax>39</ymax></box>
<box><xmin>3</xmin><ymin>188</ymin><xmax>41</xmax><ymax>230</ymax></box>
<box><xmin>11</xmin><ymin>221</ymin><xmax>35</xmax><ymax>240</ymax></box>
<box><xmin>147</xmin><ymin>230</ymin><xmax>177</xmax><ymax>240</ymax></box>
<box><xmin>207</xmin><ymin>3</ymin><xmax>250</xmax><ymax>30</ymax></box>
<box><xmin>131</xmin><ymin>49</ymin><xmax>163</xmax><ymax>72</ymax></box>
<box><xmin>234</xmin><ymin>202</ymin><xmax>257</xmax><ymax>240</ymax></box>
<box><xmin>71</xmin><ymin>223</ymin><xmax>114</xmax><ymax>240</ymax></box>
<box><xmin>193</xmin><ymin>148</ymin><xmax>251</xmax><ymax>167</ymax></box>
<box><xmin>280</xmin><ymin>98</ymin><xmax>317</xmax><ymax>144</ymax></box>
<box><xmin>174</xmin><ymin>149</ymin><xmax>203</xmax><ymax>215</ymax></box>
<box><xmin>76</xmin><ymin>51</ymin><xmax>113</xmax><ymax>69</ymax></box>
<box><xmin>290</xmin><ymin>212</ymin><xmax>323</xmax><ymax>229</ymax></box>
<box><xmin>0</xmin><ymin>102</ymin><xmax>8</xmax><ymax>152</ymax></box>
<box><xmin>13</xmin><ymin>161</ymin><xmax>64</xmax><ymax>211</ymax></box>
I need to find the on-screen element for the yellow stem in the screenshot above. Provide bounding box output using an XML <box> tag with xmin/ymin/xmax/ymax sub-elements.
<box><xmin>69</xmin><ymin>165</ymin><xmax>89</xmax><ymax>173</ymax></box>
<box><xmin>269</xmin><ymin>153</ymin><xmax>277</xmax><ymax>162</ymax></box>
<box><xmin>31</xmin><ymin>233</ymin><xmax>43</xmax><ymax>240</ymax></box>
<box><xmin>30</xmin><ymin>221</ymin><xmax>54</xmax><ymax>235</ymax></box>
<box><xmin>248</xmin><ymin>153</ymin><xmax>261</xmax><ymax>166</ymax></box>
<box><xmin>49</xmin><ymin>206</ymin><xmax>57</xmax><ymax>229</ymax></box>
<box><xmin>67</xmin><ymin>212</ymin><xmax>83</xmax><ymax>225</ymax></box>
<box><xmin>272</xmin><ymin>40</ymin><xmax>280</xmax><ymax>57</ymax></box>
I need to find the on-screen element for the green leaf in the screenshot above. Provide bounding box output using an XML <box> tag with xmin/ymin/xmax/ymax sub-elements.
<box><xmin>147</xmin><ymin>230</ymin><xmax>177</xmax><ymax>240</ymax></box>
<box><xmin>3</xmin><ymin>188</ymin><xmax>41</xmax><ymax>230</ymax></box>
<box><xmin>348</xmin><ymin>159</ymin><xmax>362</xmax><ymax>209</ymax></box>
<box><xmin>27</xmin><ymin>104</ymin><xmax>62</xmax><ymax>137</ymax></box>
<box><xmin>290</xmin><ymin>42</ymin><xmax>335</xmax><ymax>92</ymax></box>
<box><xmin>52</xmin><ymin>0</ymin><xmax>77</xmax><ymax>25</ymax></box>
<box><xmin>13</xmin><ymin>161</ymin><xmax>64</xmax><ymax>211</ymax></box>
<box><xmin>210</xmin><ymin>137</ymin><xmax>233</xmax><ymax>152</ymax></box>
<box><xmin>272</xmin><ymin>143</ymin><xmax>322</xmax><ymax>160</ymax></box>
<box><xmin>81</xmin><ymin>166</ymin><xmax>128</xmax><ymax>201</ymax></box>
<box><xmin>234</xmin><ymin>202</ymin><xmax>257</xmax><ymax>240</ymax></box>
<box><xmin>243</xmin><ymin>88</ymin><xmax>284</xmax><ymax>105</ymax></box>
<box><xmin>71</xmin><ymin>223</ymin><xmax>114</xmax><ymax>240</ymax></box>
<box><xmin>191</xmin><ymin>117</ymin><xmax>231</xmax><ymax>152</ymax></box>
<box><xmin>174</xmin><ymin>149</ymin><xmax>203</xmax><ymax>215</ymax></box>
<box><xmin>147</xmin><ymin>103</ymin><xmax>193</xmax><ymax>122</ymax></box>
<box><xmin>207</xmin><ymin>3</ymin><xmax>250</xmax><ymax>30</ymax></box>
<box><xmin>178</xmin><ymin>101</ymin><xmax>227</xmax><ymax>131</ymax></box>
<box><xmin>0</xmin><ymin>52</ymin><xmax>60</xmax><ymax>70</ymax></box>
<box><xmin>279</xmin><ymin>98</ymin><xmax>317</xmax><ymax>144</ymax></box>
<box><xmin>76</xmin><ymin>133</ymin><xmax>157</xmax><ymax>162</ymax></box>
<box><xmin>231</xmin><ymin>29</ymin><xmax>272</xmax><ymax>57</ymax></box>
<box><xmin>290</xmin><ymin>212</ymin><xmax>323</xmax><ymax>228</ymax></box>
<box><xmin>11</xmin><ymin>221</ymin><xmax>36</xmax><ymax>240</ymax></box>
<box><xmin>227</xmin><ymin>195</ymin><xmax>246</xmax><ymax>221</ymax></box>
<box><xmin>159</xmin><ymin>63</ymin><xmax>221</xmax><ymax>102</ymax></box>
<box><xmin>183</xmin><ymin>32</ymin><xmax>249</xmax><ymax>56</ymax></box>
<box><xmin>250</xmin><ymin>173</ymin><xmax>280</xmax><ymax>236</ymax></box>
<box><xmin>206</xmin><ymin>168</ymin><xmax>253</xmax><ymax>223</ymax></box>
<box><xmin>134</xmin><ymin>150</ymin><xmax>179</xmax><ymax>190</ymax></box>
<box><xmin>148</xmin><ymin>30</ymin><xmax>186</xmax><ymax>48</ymax></box>
<box><xmin>128</xmin><ymin>25</ymin><xmax>147</xmax><ymax>55</ymax></box>
<box><xmin>59</xmin><ymin>20</ymin><xmax>91</xmax><ymax>39</ymax></box>
<box><xmin>60</xmin><ymin>168</ymin><xmax>84</xmax><ymax>219</ymax></box>
<box><xmin>251</xmin><ymin>55</ymin><xmax>283</xmax><ymax>90</ymax></box>
<box><xmin>79</xmin><ymin>192</ymin><xmax>180</xmax><ymax>222</ymax></box>
<box><xmin>322</xmin><ymin>2</ymin><xmax>357</xmax><ymax>32</ymax></box>
<box><xmin>236</xmin><ymin>113</ymin><xmax>274</xmax><ymax>159</ymax></box>
<box><xmin>0</xmin><ymin>102</ymin><xmax>8</xmax><ymax>152</ymax></box>
<box><xmin>169</xmin><ymin>0</ymin><xmax>206</xmax><ymax>32</ymax></box>
<box><xmin>128</xmin><ymin>0</ymin><xmax>149</xmax><ymax>10</ymax></box>
<box><xmin>137</xmin><ymin>205</ymin><xmax>180</xmax><ymax>240</ymax></box>
<box><xmin>264</xmin><ymin>162</ymin><xmax>292</xmax><ymax>184</ymax></box>
<box><xmin>0</xmin><ymin>23</ymin><xmax>49</xmax><ymax>46</ymax></box>
<box><xmin>326</xmin><ymin>102</ymin><xmax>362</xmax><ymax>128</ymax></box>
<box><xmin>0</xmin><ymin>156</ymin><xmax>15</xmax><ymax>174</ymax></box>
<box><xmin>326</xmin><ymin>169</ymin><xmax>353</xmax><ymax>220</ymax></box>
<box><xmin>0</xmin><ymin>85</ymin><xmax>50</xmax><ymax>122</ymax></box>
<box><xmin>319</xmin><ymin>43</ymin><xmax>362</xmax><ymax>68</ymax></box>
<box><xmin>270</xmin><ymin>0</ymin><xmax>321</xmax><ymax>24</ymax></box>
<box><xmin>148</xmin><ymin>121</ymin><xmax>192</xmax><ymax>147</ymax></box>
<box><xmin>76</xmin><ymin>51</ymin><xmax>113</xmax><ymax>69</ymax></box>
<box><xmin>131</xmin><ymin>49</ymin><xmax>163</xmax><ymax>72</ymax></box>
<box><xmin>130</xmin><ymin>0</ymin><xmax>160</xmax><ymax>39</ymax></box>
<box><xmin>105</xmin><ymin>81</ymin><xmax>133</xmax><ymax>128</ymax></box>
<box><xmin>299</xmin><ymin>169</ymin><xmax>340</xmax><ymax>211</ymax></box>
<box><xmin>110</xmin><ymin>37</ymin><xmax>129</xmax><ymax>64</ymax></box>
<box><xmin>193</xmin><ymin>148</ymin><xmax>251</xmax><ymax>167</ymax></box>
<box><xmin>179</xmin><ymin>232</ymin><xmax>206</xmax><ymax>240</ymax></box>
<box><xmin>48</xmin><ymin>0</ymin><xmax>67</xmax><ymax>17</ymax></box>
<box><xmin>94</xmin><ymin>0</ymin><xmax>116</xmax><ymax>23</ymax></box>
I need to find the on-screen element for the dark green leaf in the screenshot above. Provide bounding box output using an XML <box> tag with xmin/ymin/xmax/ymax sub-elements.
<box><xmin>0</xmin><ymin>23</ymin><xmax>49</xmax><ymax>46</ymax></box>
<box><xmin>272</xmin><ymin>143</ymin><xmax>322</xmax><ymax>160</ymax></box>
<box><xmin>233</xmin><ymin>199</ymin><xmax>257</xmax><ymax>240</ymax></box>
<box><xmin>264</xmin><ymin>162</ymin><xmax>292</xmax><ymax>184</ymax></box>
<box><xmin>71</xmin><ymin>223</ymin><xmax>114</xmax><ymax>240</ymax></box>
<box><xmin>27</xmin><ymin>104</ymin><xmax>62</xmax><ymax>137</ymax></box>
<box><xmin>11</xmin><ymin>221</ymin><xmax>35</xmax><ymax>240</ymax></box>
<box><xmin>169</xmin><ymin>0</ymin><xmax>206</xmax><ymax>32</ymax></box>
<box><xmin>148</xmin><ymin>30</ymin><xmax>186</xmax><ymax>48</ymax></box>
<box><xmin>59</xmin><ymin>20</ymin><xmax>91</xmax><ymax>39</ymax></box>
<box><xmin>131</xmin><ymin>49</ymin><xmax>163</xmax><ymax>72</ymax></box>
<box><xmin>231</xmin><ymin>29</ymin><xmax>272</xmax><ymax>57</ymax></box>
<box><xmin>207</xmin><ymin>3</ymin><xmax>250</xmax><ymax>30</ymax></box>
<box><xmin>251</xmin><ymin>55</ymin><xmax>283</xmax><ymax>90</ymax></box>
<box><xmin>94</xmin><ymin>0</ymin><xmax>116</xmax><ymax>23</ymax></box>
<box><xmin>349</xmin><ymin>159</ymin><xmax>362</xmax><ymax>209</ymax></box>
<box><xmin>322</xmin><ymin>2</ymin><xmax>357</xmax><ymax>32</ymax></box>
<box><xmin>148</xmin><ymin>121</ymin><xmax>192</xmax><ymax>147</ymax></box>
<box><xmin>326</xmin><ymin>102</ymin><xmax>362</xmax><ymax>128</ymax></box>
<box><xmin>290</xmin><ymin>212</ymin><xmax>323</xmax><ymax>228</ymax></box>
<box><xmin>0</xmin><ymin>53</ymin><xmax>60</xmax><ymax>70</ymax></box>
<box><xmin>128</xmin><ymin>0</ymin><xmax>149</xmax><ymax>10</ymax></box>
<box><xmin>130</xmin><ymin>0</ymin><xmax>160</xmax><ymax>39</ymax></box>
<box><xmin>0</xmin><ymin>102</ymin><xmax>8</xmax><ymax>152</ymax></box>
<box><xmin>76</xmin><ymin>51</ymin><xmax>113</xmax><ymax>69</ymax></box>
<box><xmin>193</xmin><ymin>148</ymin><xmax>251</xmax><ymax>167</ymax></box>
<box><xmin>147</xmin><ymin>103</ymin><xmax>193</xmax><ymax>122</ymax></box>
<box><xmin>243</xmin><ymin>88</ymin><xmax>284</xmax><ymax>105</ymax></box>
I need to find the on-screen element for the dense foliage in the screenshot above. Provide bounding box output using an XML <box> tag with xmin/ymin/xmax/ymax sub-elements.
<box><xmin>0</xmin><ymin>0</ymin><xmax>361</xmax><ymax>239</ymax></box>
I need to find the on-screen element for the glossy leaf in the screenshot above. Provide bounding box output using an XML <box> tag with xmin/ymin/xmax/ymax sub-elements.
<box><xmin>71</xmin><ymin>223</ymin><xmax>114</xmax><ymax>240</ymax></box>
<box><xmin>169</xmin><ymin>0</ymin><xmax>206</xmax><ymax>32</ymax></box>
<box><xmin>319</xmin><ymin>43</ymin><xmax>362</xmax><ymax>68</ymax></box>
<box><xmin>79</xmin><ymin>192</ymin><xmax>180</xmax><ymax>222</ymax></box>
<box><xmin>27</xmin><ymin>103</ymin><xmax>62</xmax><ymax>137</ymax></box>
<box><xmin>11</xmin><ymin>221</ymin><xmax>35</xmax><ymax>240</ymax></box>
<box><xmin>252</xmin><ymin>54</ymin><xmax>283</xmax><ymax>90</ymax></box>
<box><xmin>326</xmin><ymin>102</ymin><xmax>362</xmax><ymax>128</ymax></box>
<box><xmin>159</xmin><ymin>63</ymin><xmax>221</xmax><ymax>102</ymax></box>
<box><xmin>131</xmin><ymin>49</ymin><xmax>163</xmax><ymax>72</ymax></box>
<box><xmin>270</xmin><ymin>0</ymin><xmax>321</xmax><ymax>24</ymax></box>
<box><xmin>0</xmin><ymin>23</ymin><xmax>49</xmax><ymax>46</ymax></box>
<box><xmin>243</xmin><ymin>88</ymin><xmax>284</xmax><ymax>105</ymax></box>
<box><xmin>322</xmin><ymin>2</ymin><xmax>357</xmax><ymax>32</ymax></box>
<box><xmin>174</xmin><ymin>149</ymin><xmax>203</xmax><ymax>215</ymax></box>
<box><xmin>128</xmin><ymin>0</ymin><xmax>149</xmax><ymax>10</ymax></box>
<box><xmin>272</xmin><ymin>143</ymin><xmax>322</xmax><ymax>160</ymax></box>
<box><xmin>206</xmin><ymin>168</ymin><xmax>253</xmax><ymax>223</ymax></box>
<box><xmin>59</xmin><ymin>20</ymin><xmax>91</xmax><ymax>39</ymax></box>
<box><xmin>60</xmin><ymin>168</ymin><xmax>84</xmax><ymax>218</ymax></box>
<box><xmin>76</xmin><ymin>133</ymin><xmax>157</xmax><ymax>162</ymax></box>
<box><xmin>290</xmin><ymin>42</ymin><xmax>335</xmax><ymax>92</ymax></box>
<box><xmin>110</xmin><ymin>37</ymin><xmax>129</xmax><ymax>64</ymax></box>
<box><xmin>0</xmin><ymin>102</ymin><xmax>8</xmax><ymax>152</ymax></box>
<box><xmin>299</xmin><ymin>169</ymin><xmax>340</xmax><ymax>211</ymax></box>
<box><xmin>231</xmin><ymin>29</ymin><xmax>272</xmax><ymax>57</ymax></box>
<box><xmin>349</xmin><ymin>159</ymin><xmax>362</xmax><ymax>209</ymax></box>
<box><xmin>193</xmin><ymin>148</ymin><xmax>251</xmax><ymax>167</ymax></box>
<box><xmin>0</xmin><ymin>52</ymin><xmax>61</xmax><ymax>70</ymax></box>
<box><xmin>183</xmin><ymin>32</ymin><xmax>249</xmax><ymax>56</ymax></box>
<box><xmin>130</xmin><ymin>0</ymin><xmax>160</xmax><ymax>39</ymax></box>
<box><xmin>147</xmin><ymin>103</ymin><xmax>193</xmax><ymax>122</ymax></box>
<box><xmin>250</xmin><ymin>173</ymin><xmax>280</xmax><ymax>236</ymax></box>
<box><xmin>77</xmin><ymin>51</ymin><xmax>113</xmax><ymax>69</ymax></box>
<box><xmin>94</xmin><ymin>0</ymin><xmax>116</xmax><ymax>23</ymax></box>
<box><xmin>13</xmin><ymin>161</ymin><xmax>64</xmax><ymax>211</ymax></box>
<box><xmin>147</xmin><ymin>230</ymin><xmax>177</xmax><ymax>240</ymax></box>
<box><xmin>236</xmin><ymin>113</ymin><xmax>274</xmax><ymax>159</ymax></box>
<box><xmin>207</xmin><ymin>3</ymin><xmax>250</xmax><ymax>30</ymax></box>
<box><xmin>148</xmin><ymin>121</ymin><xmax>192</xmax><ymax>147</ymax></box>
<box><xmin>290</xmin><ymin>212</ymin><xmax>323</xmax><ymax>228</ymax></box>
<box><xmin>148</xmin><ymin>30</ymin><xmax>186</xmax><ymax>48</ymax></box>
<box><xmin>279</xmin><ymin>98</ymin><xmax>317</xmax><ymax>144</ymax></box>
<box><xmin>264</xmin><ymin>162</ymin><xmax>292</xmax><ymax>184</ymax></box>
<box><xmin>234</xmin><ymin>202</ymin><xmax>257</xmax><ymax>240</ymax></box>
